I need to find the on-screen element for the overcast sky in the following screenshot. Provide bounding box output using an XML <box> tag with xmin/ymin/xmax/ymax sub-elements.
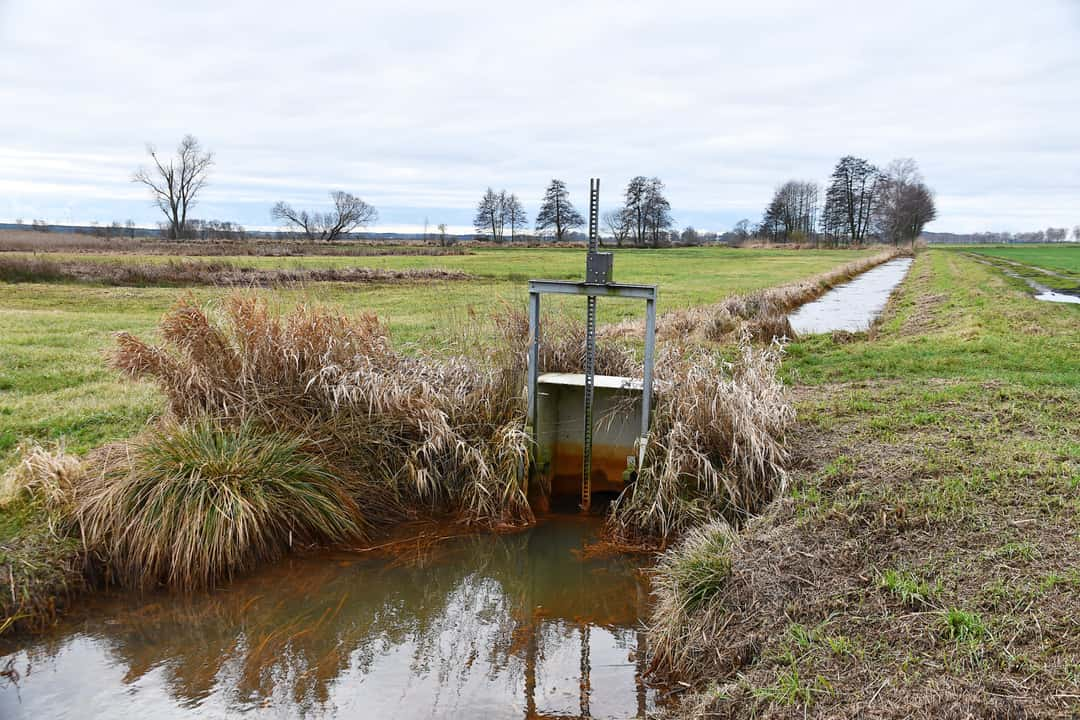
<box><xmin>1</xmin><ymin>0</ymin><xmax>1078</xmax><ymax>234</ymax></box>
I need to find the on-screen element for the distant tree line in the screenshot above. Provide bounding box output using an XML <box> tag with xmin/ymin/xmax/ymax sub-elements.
<box><xmin>65</xmin><ymin>132</ymin><xmax>1065</xmax><ymax>248</ymax></box>
<box><xmin>924</xmin><ymin>227</ymin><xmax>1079</xmax><ymax>244</ymax></box>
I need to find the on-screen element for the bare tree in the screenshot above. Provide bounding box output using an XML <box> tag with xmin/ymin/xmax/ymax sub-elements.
<box><xmin>474</xmin><ymin>188</ymin><xmax>505</xmax><ymax>243</ymax></box>
<box><xmin>133</xmin><ymin>135</ymin><xmax>214</xmax><ymax>240</ymax></box>
<box><xmin>271</xmin><ymin>191</ymin><xmax>377</xmax><ymax>242</ymax></box>
<box><xmin>603</xmin><ymin>209</ymin><xmax>631</xmax><ymax>247</ymax></box>
<box><xmin>437</xmin><ymin>223</ymin><xmax>451</xmax><ymax>247</ymax></box>
<box><xmin>681</xmin><ymin>226</ymin><xmax>701</xmax><ymax>246</ymax></box>
<box><xmin>643</xmin><ymin>177</ymin><xmax>673</xmax><ymax>247</ymax></box>
<box><xmin>622</xmin><ymin>176</ymin><xmax>649</xmax><ymax>245</ymax></box>
<box><xmin>1045</xmin><ymin>227</ymin><xmax>1068</xmax><ymax>242</ymax></box>
<box><xmin>1073</xmin><ymin>225</ymin><xmax>1080</xmax><ymax>242</ymax></box>
<box><xmin>875</xmin><ymin>159</ymin><xmax>936</xmax><ymax>247</ymax></box>
<box><xmin>761</xmin><ymin>180</ymin><xmax>820</xmax><ymax>243</ymax></box>
<box><xmin>534</xmin><ymin>179</ymin><xmax>584</xmax><ymax>242</ymax></box>
<box><xmin>619</xmin><ymin>176</ymin><xmax>672</xmax><ymax>247</ymax></box>
<box><xmin>502</xmin><ymin>192</ymin><xmax>527</xmax><ymax>242</ymax></box>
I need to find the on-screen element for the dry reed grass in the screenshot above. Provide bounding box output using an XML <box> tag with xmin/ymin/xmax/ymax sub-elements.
<box><xmin>0</xmin><ymin>255</ymin><xmax>471</xmax><ymax>286</ymax></box>
<box><xmin>0</xmin><ymin>230</ymin><xmax>470</xmax><ymax>257</ymax></box>
<box><xmin>110</xmin><ymin>294</ymin><xmax>535</xmax><ymax>539</ymax></box>
<box><xmin>0</xmin><ymin>441</ymin><xmax>84</xmax><ymax>515</ymax></box>
<box><xmin>610</xmin><ymin>335</ymin><xmax>793</xmax><ymax>541</ymax></box>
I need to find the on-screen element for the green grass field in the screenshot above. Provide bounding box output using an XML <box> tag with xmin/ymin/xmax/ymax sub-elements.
<box><xmin>965</xmin><ymin>243</ymin><xmax>1080</xmax><ymax>275</ymax></box>
<box><xmin>0</xmin><ymin>246</ymin><xmax>863</xmax><ymax>463</ymax></box>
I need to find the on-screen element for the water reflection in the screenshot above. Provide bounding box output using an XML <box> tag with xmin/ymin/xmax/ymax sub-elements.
<box><xmin>0</xmin><ymin>517</ymin><xmax>655</xmax><ymax>719</ymax></box>
<box><xmin>788</xmin><ymin>257</ymin><xmax>914</xmax><ymax>334</ymax></box>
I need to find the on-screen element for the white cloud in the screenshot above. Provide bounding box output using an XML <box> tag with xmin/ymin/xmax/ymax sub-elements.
<box><xmin>1</xmin><ymin>0</ymin><xmax>1078</xmax><ymax>232</ymax></box>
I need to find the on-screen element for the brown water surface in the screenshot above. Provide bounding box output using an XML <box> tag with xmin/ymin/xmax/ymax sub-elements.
<box><xmin>0</xmin><ymin>515</ymin><xmax>656</xmax><ymax>719</ymax></box>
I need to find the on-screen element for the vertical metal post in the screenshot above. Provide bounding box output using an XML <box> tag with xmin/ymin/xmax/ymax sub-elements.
<box><xmin>581</xmin><ymin>178</ymin><xmax>600</xmax><ymax>512</ymax></box>
<box><xmin>527</xmin><ymin>289</ymin><xmax>540</xmax><ymax>435</ymax></box>
<box><xmin>640</xmin><ymin>295</ymin><xmax>656</xmax><ymax>466</ymax></box>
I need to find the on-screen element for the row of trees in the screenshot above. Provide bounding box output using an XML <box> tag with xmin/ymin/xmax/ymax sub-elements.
<box><xmin>925</xmin><ymin>227</ymin><xmax>1080</xmax><ymax>244</ymax></box>
<box><xmin>473</xmin><ymin>176</ymin><xmax>675</xmax><ymax>247</ymax></box>
<box><xmin>759</xmin><ymin>156</ymin><xmax>937</xmax><ymax>247</ymax></box>
<box><xmin>126</xmin><ymin>134</ymin><xmax>1079</xmax><ymax>248</ymax></box>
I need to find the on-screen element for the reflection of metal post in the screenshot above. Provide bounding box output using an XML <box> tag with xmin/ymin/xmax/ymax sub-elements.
<box><xmin>579</xmin><ymin>624</ymin><xmax>591</xmax><ymax>717</ymax></box>
<box><xmin>635</xmin><ymin>629</ymin><xmax>648</xmax><ymax>717</ymax></box>
<box><xmin>524</xmin><ymin>622</ymin><xmax>537</xmax><ymax>718</ymax></box>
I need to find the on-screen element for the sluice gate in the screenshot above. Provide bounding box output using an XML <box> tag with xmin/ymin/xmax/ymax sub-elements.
<box><xmin>526</xmin><ymin>178</ymin><xmax>657</xmax><ymax>511</ymax></box>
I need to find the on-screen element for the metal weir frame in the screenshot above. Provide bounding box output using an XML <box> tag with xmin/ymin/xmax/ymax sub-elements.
<box><xmin>526</xmin><ymin>178</ymin><xmax>658</xmax><ymax>511</ymax></box>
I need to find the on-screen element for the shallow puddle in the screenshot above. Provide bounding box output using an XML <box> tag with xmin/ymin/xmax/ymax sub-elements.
<box><xmin>969</xmin><ymin>255</ymin><xmax>1080</xmax><ymax>305</ymax></box>
<box><xmin>787</xmin><ymin>258</ymin><xmax>914</xmax><ymax>334</ymax></box>
<box><xmin>0</xmin><ymin>516</ymin><xmax>657</xmax><ymax>719</ymax></box>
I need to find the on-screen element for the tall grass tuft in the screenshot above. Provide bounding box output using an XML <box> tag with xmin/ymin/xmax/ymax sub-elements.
<box><xmin>610</xmin><ymin>335</ymin><xmax>793</xmax><ymax>540</ymax></box>
<box><xmin>78</xmin><ymin>419</ymin><xmax>364</xmax><ymax>590</ymax></box>
<box><xmin>648</xmin><ymin>521</ymin><xmax>736</xmax><ymax>674</ymax></box>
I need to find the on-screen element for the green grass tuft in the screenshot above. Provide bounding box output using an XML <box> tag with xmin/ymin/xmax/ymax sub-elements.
<box><xmin>78</xmin><ymin>419</ymin><xmax>364</xmax><ymax>590</ymax></box>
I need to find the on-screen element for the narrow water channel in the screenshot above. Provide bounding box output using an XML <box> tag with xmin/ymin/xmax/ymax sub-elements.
<box><xmin>0</xmin><ymin>516</ymin><xmax>656</xmax><ymax>719</ymax></box>
<box><xmin>787</xmin><ymin>257</ymin><xmax>914</xmax><ymax>334</ymax></box>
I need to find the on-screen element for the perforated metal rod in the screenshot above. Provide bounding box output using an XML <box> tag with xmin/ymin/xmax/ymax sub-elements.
<box><xmin>581</xmin><ymin>178</ymin><xmax>600</xmax><ymax>512</ymax></box>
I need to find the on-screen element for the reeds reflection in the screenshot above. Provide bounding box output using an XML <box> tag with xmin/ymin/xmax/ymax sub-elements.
<box><xmin>0</xmin><ymin>516</ymin><xmax>657</xmax><ymax>719</ymax></box>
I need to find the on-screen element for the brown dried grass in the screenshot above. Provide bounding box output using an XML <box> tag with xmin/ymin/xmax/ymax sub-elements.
<box><xmin>0</xmin><ymin>441</ymin><xmax>84</xmax><ymax>515</ymax></box>
<box><xmin>0</xmin><ymin>230</ymin><xmax>470</xmax><ymax>257</ymax></box>
<box><xmin>110</xmin><ymin>294</ymin><xmax>534</xmax><ymax>535</ymax></box>
<box><xmin>0</xmin><ymin>255</ymin><xmax>471</xmax><ymax>286</ymax></box>
<box><xmin>609</xmin><ymin>335</ymin><xmax>793</xmax><ymax>541</ymax></box>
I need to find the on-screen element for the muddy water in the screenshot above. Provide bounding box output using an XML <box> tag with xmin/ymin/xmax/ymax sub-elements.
<box><xmin>787</xmin><ymin>257</ymin><xmax>914</xmax><ymax>334</ymax></box>
<box><xmin>0</xmin><ymin>516</ymin><xmax>656</xmax><ymax>719</ymax></box>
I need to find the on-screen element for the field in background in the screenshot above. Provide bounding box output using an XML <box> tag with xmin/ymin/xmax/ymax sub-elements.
<box><xmin>0</xmin><ymin>246</ymin><xmax>864</xmax><ymax>463</ymax></box>
<box><xmin>964</xmin><ymin>243</ymin><xmax>1080</xmax><ymax>275</ymax></box>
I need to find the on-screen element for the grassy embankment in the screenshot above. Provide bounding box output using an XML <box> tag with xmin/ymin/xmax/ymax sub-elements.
<box><xmin>654</xmin><ymin>248</ymin><xmax>1079</xmax><ymax>718</ymax></box>
<box><xmin>0</xmin><ymin>246</ymin><xmax>864</xmax><ymax>631</ymax></box>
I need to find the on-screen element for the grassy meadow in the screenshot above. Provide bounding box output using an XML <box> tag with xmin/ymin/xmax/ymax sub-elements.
<box><xmin>966</xmin><ymin>243</ymin><xmax>1080</xmax><ymax>275</ymax></box>
<box><xmin>965</xmin><ymin>244</ymin><xmax>1080</xmax><ymax>293</ymax></box>
<box><xmin>0</xmin><ymin>245</ymin><xmax>863</xmax><ymax>463</ymax></box>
